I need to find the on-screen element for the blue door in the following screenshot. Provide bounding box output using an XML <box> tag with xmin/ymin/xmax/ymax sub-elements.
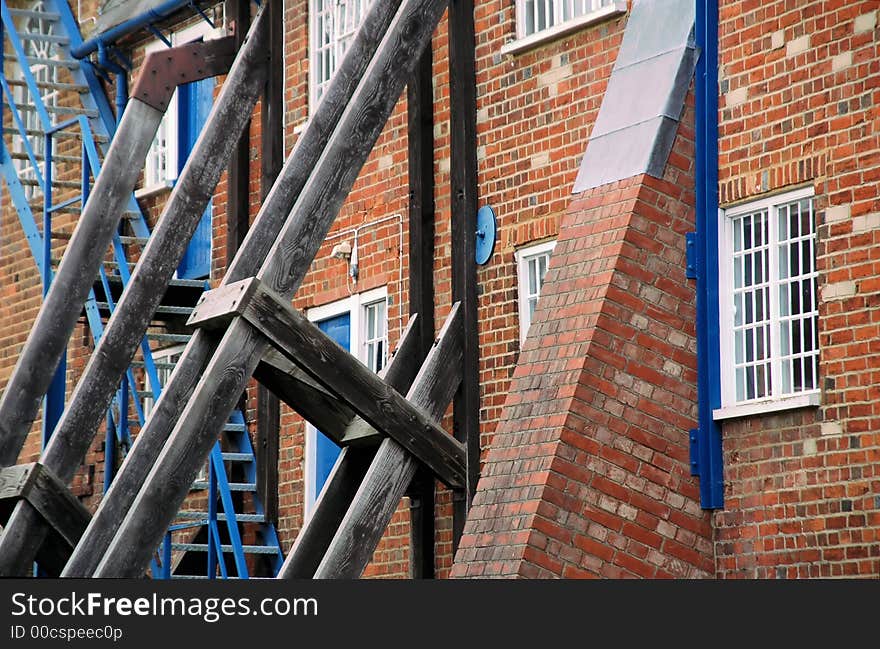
<box><xmin>314</xmin><ymin>313</ymin><xmax>349</xmax><ymax>497</ymax></box>
<box><xmin>176</xmin><ymin>75</ymin><xmax>214</xmax><ymax>279</ymax></box>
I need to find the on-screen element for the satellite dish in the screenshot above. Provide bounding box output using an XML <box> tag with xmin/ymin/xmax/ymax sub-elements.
<box><xmin>475</xmin><ymin>205</ymin><xmax>497</xmax><ymax>265</ymax></box>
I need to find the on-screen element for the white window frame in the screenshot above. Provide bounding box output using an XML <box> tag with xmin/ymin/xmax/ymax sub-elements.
<box><xmin>303</xmin><ymin>285</ymin><xmax>387</xmax><ymax>515</ymax></box>
<box><xmin>137</xmin><ymin>21</ymin><xmax>215</xmax><ymax>197</ymax></box>
<box><xmin>715</xmin><ymin>186</ymin><xmax>820</xmax><ymax>420</ymax></box>
<box><xmin>515</xmin><ymin>240</ymin><xmax>556</xmax><ymax>345</ymax></box>
<box><xmin>502</xmin><ymin>0</ymin><xmax>627</xmax><ymax>56</ymax></box>
<box><xmin>308</xmin><ymin>0</ymin><xmax>373</xmax><ymax>113</ymax></box>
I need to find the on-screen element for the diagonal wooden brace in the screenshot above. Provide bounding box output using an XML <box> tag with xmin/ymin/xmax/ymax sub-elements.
<box><xmin>255</xmin><ymin>349</ymin><xmax>355</xmax><ymax>441</ymax></box>
<box><xmin>278</xmin><ymin>315</ymin><xmax>424</xmax><ymax>578</ymax></box>
<box><xmin>0</xmin><ymin>463</ymin><xmax>90</xmax><ymax>556</ymax></box>
<box><xmin>312</xmin><ymin>303</ymin><xmax>463</xmax><ymax>578</ymax></box>
<box><xmin>188</xmin><ymin>277</ymin><xmax>467</xmax><ymax>489</ymax></box>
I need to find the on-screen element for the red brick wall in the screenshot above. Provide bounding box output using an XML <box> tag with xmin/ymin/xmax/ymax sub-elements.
<box><xmin>714</xmin><ymin>0</ymin><xmax>880</xmax><ymax>578</ymax></box>
<box><xmin>452</xmin><ymin>95</ymin><xmax>713</xmax><ymax>578</ymax></box>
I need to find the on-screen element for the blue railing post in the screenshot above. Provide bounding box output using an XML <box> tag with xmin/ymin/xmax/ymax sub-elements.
<box><xmin>207</xmin><ymin>459</ymin><xmax>219</xmax><ymax>579</ymax></box>
<box><xmin>41</xmin><ymin>130</ymin><xmax>64</xmax><ymax>448</ymax></box>
<box><xmin>162</xmin><ymin>532</ymin><xmax>172</xmax><ymax>579</ymax></box>
<box><xmin>103</xmin><ymin>411</ymin><xmax>116</xmax><ymax>493</ymax></box>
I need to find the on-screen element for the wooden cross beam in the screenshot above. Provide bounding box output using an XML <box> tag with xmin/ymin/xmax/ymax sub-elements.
<box><xmin>188</xmin><ymin>278</ymin><xmax>467</xmax><ymax>488</ymax></box>
<box><xmin>0</xmin><ymin>7</ymin><xmax>271</xmax><ymax>578</ymax></box>
<box><xmin>0</xmin><ymin>463</ymin><xmax>90</xmax><ymax>575</ymax></box>
<box><xmin>298</xmin><ymin>304</ymin><xmax>463</xmax><ymax>579</ymax></box>
<box><xmin>254</xmin><ymin>350</ymin><xmax>355</xmax><ymax>441</ymax></box>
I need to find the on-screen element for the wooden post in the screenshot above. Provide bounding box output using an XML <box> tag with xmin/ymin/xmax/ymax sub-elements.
<box><xmin>448</xmin><ymin>0</ymin><xmax>480</xmax><ymax>552</ymax></box>
<box><xmin>0</xmin><ymin>10</ymin><xmax>269</xmax><ymax>577</ymax></box>
<box><xmin>0</xmin><ymin>463</ymin><xmax>90</xmax><ymax>575</ymax></box>
<box><xmin>256</xmin><ymin>0</ymin><xmax>284</xmax><ymax>524</ymax></box>
<box><xmin>407</xmin><ymin>45</ymin><xmax>436</xmax><ymax>579</ymax></box>
<box><xmin>73</xmin><ymin>0</ymin><xmax>447</xmax><ymax>578</ymax></box>
<box><xmin>314</xmin><ymin>304</ymin><xmax>463</xmax><ymax>578</ymax></box>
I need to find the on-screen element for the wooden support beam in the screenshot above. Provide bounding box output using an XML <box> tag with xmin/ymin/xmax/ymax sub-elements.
<box><xmin>0</xmin><ymin>98</ymin><xmax>162</xmax><ymax>469</ymax></box>
<box><xmin>62</xmin><ymin>0</ymin><xmax>402</xmax><ymax>579</ymax></box>
<box><xmin>225</xmin><ymin>0</ymin><xmax>251</xmax><ymax>267</ymax></box>
<box><xmin>256</xmin><ymin>0</ymin><xmax>285</xmax><ymax>525</ymax></box>
<box><xmin>314</xmin><ymin>304</ymin><xmax>463</xmax><ymax>578</ymax></box>
<box><xmin>189</xmin><ymin>278</ymin><xmax>466</xmax><ymax>488</ymax></box>
<box><xmin>254</xmin><ymin>351</ymin><xmax>354</xmax><ymax>441</ymax></box>
<box><xmin>80</xmin><ymin>0</ymin><xmax>448</xmax><ymax>579</ymax></box>
<box><xmin>407</xmin><ymin>33</ymin><xmax>437</xmax><ymax>581</ymax></box>
<box><xmin>0</xmin><ymin>7</ymin><xmax>270</xmax><ymax>578</ymax></box>
<box><xmin>449</xmin><ymin>0</ymin><xmax>480</xmax><ymax>551</ymax></box>
<box><xmin>278</xmin><ymin>316</ymin><xmax>420</xmax><ymax>578</ymax></box>
<box><xmin>0</xmin><ymin>463</ymin><xmax>90</xmax><ymax>575</ymax></box>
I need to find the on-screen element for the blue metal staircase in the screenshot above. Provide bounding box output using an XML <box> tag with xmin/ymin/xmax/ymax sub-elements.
<box><xmin>0</xmin><ymin>0</ymin><xmax>283</xmax><ymax>578</ymax></box>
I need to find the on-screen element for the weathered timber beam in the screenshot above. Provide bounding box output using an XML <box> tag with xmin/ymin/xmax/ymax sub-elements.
<box><xmin>225</xmin><ymin>0</ymin><xmax>251</xmax><ymax>267</ymax></box>
<box><xmin>314</xmin><ymin>304</ymin><xmax>463</xmax><ymax>578</ymax></box>
<box><xmin>132</xmin><ymin>36</ymin><xmax>238</xmax><ymax>111</ymax></box>
<box><xmin>406</xmin><ymin>43</ymin><xmax>436</xmax><ymax>579</ymax></box>
<box><xmin>254</xmin><ymin>350</ymin><xmax>354</xmax><ymax>440</ymax></box>
<box><xmin>278</xmin><ymin>316</ymin><xmax>421</xmax><ymax>578</ymax></box>
<box><xmin>449</xmin><ymin>0</ymin><xmax>480</xmax><ymax>550</ymax></box>
<box><xmin>82</xmin><ymin>0</ymin><xmax>445</xmax><ymax>578</ymax></box>
<box><xmin>0</xmin><ymin>463</ymin><xmax>90</xmax><ymax>575</ymax></box>
<box><xmin>0</xmin><ymin>6</ymin><xmax>270</xmax><ymax>578</ymax></box>
<box><xmin>256</xmin><ymin>0</ymin><xmax>285</xmax><ymax>525</ymax></box>
<box><xmin>0</xmin><ymin>98</ymin><xmax>162</xmax><ymax>469</ymax></box>
<box><xmin>189</xmin><ymin>278</ymin><xmax>466</xmax><ymax>488</ymax></box>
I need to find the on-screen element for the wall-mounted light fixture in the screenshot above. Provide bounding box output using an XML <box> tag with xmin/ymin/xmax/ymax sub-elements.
<box><xmin>324</xmin><ymin>214</ymin><xmax>402</xmax><ymax>288</ymax></box>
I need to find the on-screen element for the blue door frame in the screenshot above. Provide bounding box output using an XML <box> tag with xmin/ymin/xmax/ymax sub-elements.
<box><xmin>315</xmin><ymin>313</ymin><xmax>349</xmax><ymax>496</ymax></box>
<box><xmin>176</xmin><ymin>75</ymin><xmax>213</xmax><ymax>279</ymax></box>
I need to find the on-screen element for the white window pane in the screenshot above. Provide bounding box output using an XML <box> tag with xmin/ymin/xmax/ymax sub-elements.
<box><xmin>723</xmin><ymin>194</ymin><xmax>816</xmax><ymax>406</ymax></box>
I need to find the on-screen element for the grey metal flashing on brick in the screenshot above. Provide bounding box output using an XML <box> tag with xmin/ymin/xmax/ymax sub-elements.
<box><xmin>614</xmin><ymin>0</ymin><xmax>695</xmax><ymax>69</ymax></box>
<box><xmin>573</xmin><ymin>0</ymin><xmax>697</xmax><ymax>194</ymax></box>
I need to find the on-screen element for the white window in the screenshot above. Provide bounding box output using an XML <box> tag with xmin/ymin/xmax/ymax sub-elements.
<box><xmin>715</xmin><ymin>187</ymin><xmax>819</xmax><ymax>419</ymax></box>
<box><xmin>142</xmin><ymin>108</ymin><xmax>174</xmax><ymax>192</ymax></box>
<box><xmin>362</xmin><ymin>298</ymin><xmax>387</xmax><ymax>373</ymax></box>
<box><xmin>309</xmin><ymin>0</ymin><xmax>373</xmax><ymax>111</ymax></box>
<box><xmin>140</xmin><ymin>36</ymin><xmax>178</xmax><ymax>194</ymax></box>
<box><xmin>505</xmin><ymin>0</ymin><xmax>626</xmax><ymax>54</ymax></box>
<box><xmin>304</xmin><ymin>286</ymin><xmax>387</xmax><ymax>514</ymax></box>
<box><xmin>515</xmin><ymin>240</ymin><xmax>555</xmax><ymax>344</ymax></box>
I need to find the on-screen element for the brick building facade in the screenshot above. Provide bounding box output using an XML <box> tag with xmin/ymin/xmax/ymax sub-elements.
<box><xmin>0</xmin><ymin>0</ymin><xmax>877</xmax><ymax>578</ymax></box>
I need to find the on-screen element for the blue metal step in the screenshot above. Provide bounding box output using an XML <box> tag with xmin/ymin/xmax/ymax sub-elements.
<box><xmin>171</xmin><ymin>543</ymin><xmax>280</xmax><ymax>555</ymax></box>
